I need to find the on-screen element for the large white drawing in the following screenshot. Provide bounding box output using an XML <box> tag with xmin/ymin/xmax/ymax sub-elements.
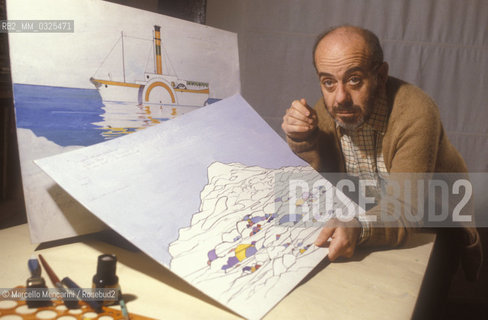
<box><xmin>169</xmin><ymin>162</ymin><xmax>357</xmax><ymax>311</ymax></box>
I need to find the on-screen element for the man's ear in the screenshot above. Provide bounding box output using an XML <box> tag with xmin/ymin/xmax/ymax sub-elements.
<box><xmin>377</xmin><ymin>62</ymin><xmax>389</xmax><ymax>86</ymax></box>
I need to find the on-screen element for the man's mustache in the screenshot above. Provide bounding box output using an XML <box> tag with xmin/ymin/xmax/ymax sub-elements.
<box><xmin>334</xmin><ymin>104</ymin><xmax>361</xmax><ymax>113</ymax></box>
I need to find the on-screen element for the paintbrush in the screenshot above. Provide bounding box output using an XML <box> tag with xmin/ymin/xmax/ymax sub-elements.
<box><xmin>38</xmin><ymin>254</ymin><xmax>79</xmax><ymax>309</ymax></box>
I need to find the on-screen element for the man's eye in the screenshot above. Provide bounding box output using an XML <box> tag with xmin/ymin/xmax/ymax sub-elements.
<box><xmin>348</xmin><ymin>76</ymin><xmax>362</xmax><ymax>86</ymax></box>
<box><xmin>322</xmin><ymin>79</ymin><xmax>336</xmax><ymax>89</ymax></box>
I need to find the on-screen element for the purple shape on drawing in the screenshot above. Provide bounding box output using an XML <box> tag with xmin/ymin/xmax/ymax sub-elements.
<box><xmin>208</xmin><ymin>249</ymin><xmax>217</xmax><ymax>261</ymax></box>
<box><xmin>245</xmin><ymin>246</ymin><xmax>257</xmax><ymax>257</ymax></box>
<box><xmin>279</xmin><ymin>214</ymin><xmax>302</xmax><ymax>224</ymax></box>
<box><xmin>251</xmin><ymin>216</ymin><xmax>266</xmax><ymax>223</ymax></box>
<box><xmin>222</xmin><ymin>256</ymin><xmax>239</xmax><ymax>270</ymax></box>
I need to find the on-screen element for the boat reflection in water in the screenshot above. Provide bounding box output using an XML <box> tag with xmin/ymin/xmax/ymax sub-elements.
<box><xmin>94</xmin><ymin>101</ymin><xmax>200</xmax><ymax>139</ymax></box>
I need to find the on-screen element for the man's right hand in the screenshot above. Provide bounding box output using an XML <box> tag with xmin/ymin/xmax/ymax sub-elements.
<box><xmin>281</xmin><ymin>98</ymin><xmax>318</xmax><ymax>141</ymax></box>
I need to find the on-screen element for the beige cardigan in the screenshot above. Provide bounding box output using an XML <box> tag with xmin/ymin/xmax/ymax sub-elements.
<box><xmin>287</xmin><ymin>77</ymin><xmax>482</xmax><ymax>279</ymax></box>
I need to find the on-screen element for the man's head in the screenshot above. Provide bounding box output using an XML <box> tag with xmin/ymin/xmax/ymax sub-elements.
<box><xmin>313</xmin><ymin>25</ymin><xmax>388</xmax><ymax>130</ymax></box>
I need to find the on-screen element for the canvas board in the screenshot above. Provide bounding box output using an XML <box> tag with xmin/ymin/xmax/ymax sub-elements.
<box><xmin>36</xmin><ymin>94</ymin><xmax>362</xmax><ymax>319</ymax></box>
<box><xmin>7</xmin><ymin>0</ymin><xmax>240</xmax><ymax>242</ymax></box>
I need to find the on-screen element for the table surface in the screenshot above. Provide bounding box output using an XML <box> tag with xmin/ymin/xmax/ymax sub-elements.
<box><xmin>0</xmin><ymin>224</ymin><xmax>435</xmax><ymax>319</ymax></box>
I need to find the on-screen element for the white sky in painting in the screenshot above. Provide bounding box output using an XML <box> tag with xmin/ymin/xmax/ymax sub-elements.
<box><xmin>7</xmin><ymin>0</ymin><xmax>240</xmax><ymax>97</ymax></box>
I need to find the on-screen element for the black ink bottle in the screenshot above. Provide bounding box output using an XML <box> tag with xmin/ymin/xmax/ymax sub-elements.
<box><xmin>92</xmin><ymin>254</ymin><xmax>120</xmax><ymax>305</ymax></box>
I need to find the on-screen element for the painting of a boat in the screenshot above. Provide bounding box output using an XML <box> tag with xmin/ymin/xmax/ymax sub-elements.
<box><xmin>8</xmin><ymin>0</ymin><xmax>239</xmax><ymax>246</ymax></box>
<box><xmin>90</xmin><ymin>25</ymin><xmax>213</xmax><ymax>107</ymax></box>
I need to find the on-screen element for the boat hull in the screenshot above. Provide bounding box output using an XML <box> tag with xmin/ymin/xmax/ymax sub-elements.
<box><xmin>91</xmin><ymin>76</ymin><xmax>210</xmax><ymax>106</ymax></box>
<box><xmin>90</xmin><ymin>78</ymin><xmax>142</xmax><ymax>103</ymax></box>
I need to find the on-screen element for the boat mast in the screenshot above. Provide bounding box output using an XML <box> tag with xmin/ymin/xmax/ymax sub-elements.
<box><xmin>121</xmin><ymin>31</ymin><xmax>126</xmax><ymax>82</ymax></box>
<box><xmin>154</xmin><ymin>25</ymin><xmax>163</xmax><ymax>75</ymax></box>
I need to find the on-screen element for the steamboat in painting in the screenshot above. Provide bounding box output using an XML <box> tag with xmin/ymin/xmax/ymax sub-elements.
<box><xmin>90</xmin><ymin>25</ymin><xmax>211</xmax><ymax>107</ymax></box>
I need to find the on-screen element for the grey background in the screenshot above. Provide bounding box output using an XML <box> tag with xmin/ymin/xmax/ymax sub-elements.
<box><xmin>206</xmin><ymin>0</ymin><xmax>488</xmax><ymax>172</ymax></box>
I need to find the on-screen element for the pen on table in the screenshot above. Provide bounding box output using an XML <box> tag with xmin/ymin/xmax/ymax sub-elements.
<box><xmin>61</xmin><ymin>276</ymin><xmax>103</xmax><ymax>313</ymax></box>
<box><xmin>38</xmin><ymin>254</ymin><xmax>79</xmax><ymax>309</ymax></box>
<box><xmin>118</xmin><ymin>289</ymin><xmax>130</xmax><ymax>320</ymax></box>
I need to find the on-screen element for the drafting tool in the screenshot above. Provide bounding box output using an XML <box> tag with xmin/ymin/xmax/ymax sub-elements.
<box><xmin>0</xmin><ymin>286</ymin><xmax>155</xmax><ymax>320</ymax></box>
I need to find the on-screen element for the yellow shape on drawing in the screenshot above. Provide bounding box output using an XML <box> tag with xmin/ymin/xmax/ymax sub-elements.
<box><xmin>235</xmin><ymin>244</ymin><xmax>252</xmax><ymax>262</ymax></box>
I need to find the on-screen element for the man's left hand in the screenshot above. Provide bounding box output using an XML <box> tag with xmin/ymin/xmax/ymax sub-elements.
<box><xmin>314</xmin><ymin>217</ymin><xmax>361</xmax><ymax>261</ymax></box>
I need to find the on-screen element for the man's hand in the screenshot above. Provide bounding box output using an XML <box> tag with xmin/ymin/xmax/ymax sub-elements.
<box><xmin>315</xmin><ymin>217</ymin><xmax>361</xmax><ymax>261</ymax></box>
<box><xmin>282</xmin><ymin>98</ymin><xmax>318</xmax><ymax>141</ymax></box>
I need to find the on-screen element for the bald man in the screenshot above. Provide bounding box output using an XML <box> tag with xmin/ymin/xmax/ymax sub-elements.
<box><xmin>281</xmin><ymin>25</ymin><xmax>481</xmax><ymax>279</ymax></box>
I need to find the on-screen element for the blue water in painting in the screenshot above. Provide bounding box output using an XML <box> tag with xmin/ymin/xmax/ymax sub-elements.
<box><xmin>14</xmin><ymin>84</ymin><xmax>105</xmax><ymax>146</ymax></box>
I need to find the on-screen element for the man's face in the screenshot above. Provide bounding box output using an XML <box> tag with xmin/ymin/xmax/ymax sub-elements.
<box><xmin>314</xmin><ymin>33</ymin><xmax>382</xmax><ymax>130</ymax></box>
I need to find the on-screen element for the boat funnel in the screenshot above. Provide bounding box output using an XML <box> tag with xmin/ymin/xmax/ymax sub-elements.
<box><xmin>154</xmin><ymin>25</ymin><xmax>163</xmax><ymax>75</ymax></box>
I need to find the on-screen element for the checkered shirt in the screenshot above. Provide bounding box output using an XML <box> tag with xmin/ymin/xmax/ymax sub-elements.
<box><xmin>338</xmin><ymin>94</ymin><xmax>389</xmax><ymax>200</ymax></box>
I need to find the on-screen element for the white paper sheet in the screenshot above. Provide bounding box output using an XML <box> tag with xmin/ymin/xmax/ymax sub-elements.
<box><xmin>36</xmin><ymin>94</ymin><xmax>361</xmax><ymax>319</ymax></box>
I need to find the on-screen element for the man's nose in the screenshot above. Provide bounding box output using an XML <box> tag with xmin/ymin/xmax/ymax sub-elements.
<box><xmin>335</xmin><ymin>83</ymin><xmax>350</xmax><ymax>106</ymax></box>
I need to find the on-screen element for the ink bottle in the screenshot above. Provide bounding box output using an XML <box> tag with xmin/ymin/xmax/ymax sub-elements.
<box><xmin>92</xmin><ymin>254</ymin><xmax>120</xmax><ymax>305</ymax></box>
